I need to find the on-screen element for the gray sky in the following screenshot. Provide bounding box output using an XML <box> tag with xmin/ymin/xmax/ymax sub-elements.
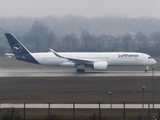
<box><xmin>0</xmin><ymin>0</ymin><xmax>160</xmax><ymax>18</ymax></box>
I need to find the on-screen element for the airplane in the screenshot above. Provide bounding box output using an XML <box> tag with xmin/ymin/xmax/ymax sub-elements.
<box><xmin>5</xmin><ymin>33</ymin><xmax>157</xmax><ymax>73</ymax></box>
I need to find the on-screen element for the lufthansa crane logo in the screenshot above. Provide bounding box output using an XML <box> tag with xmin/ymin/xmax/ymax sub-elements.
<box><xmin>13</xmin><ymin>44</ymin><xmax>22</xmax><ymax>53</ymax></box>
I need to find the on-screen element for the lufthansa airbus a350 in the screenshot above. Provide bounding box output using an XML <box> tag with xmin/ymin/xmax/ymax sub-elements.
<box><xmin>5</xmin><ymin>33</ymin><xmax>157</xmax><ymax>73</ymax></box>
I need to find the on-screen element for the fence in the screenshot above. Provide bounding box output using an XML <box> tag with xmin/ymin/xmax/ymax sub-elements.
<box><xmin>0</xmin><ymin>102</ymin><xmax>159</xmax><ymax>120</ymax></box>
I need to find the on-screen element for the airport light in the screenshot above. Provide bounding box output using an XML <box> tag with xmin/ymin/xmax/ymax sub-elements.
<box><xmin>152</xmin><ymin>67</ymin><xmax>155</xmax><ymax>119</ymax></box>
<box><xmin>108</xmin><ymin>92</ymin><xmax>112</xmax><ymax>120</ymax></box>
<box><xmin>142</xmin><ymin>86</ymin><xmax>145</xmax><ymax>120</ymax></box>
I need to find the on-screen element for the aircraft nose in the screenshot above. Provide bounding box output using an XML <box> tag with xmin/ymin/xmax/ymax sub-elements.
<box><xmin>153</xmin><ymin>59</ymin><xmax>157</xmax><ymax>64</ymax></box>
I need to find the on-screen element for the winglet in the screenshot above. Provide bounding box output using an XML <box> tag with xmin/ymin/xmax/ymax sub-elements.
<box><xmin>49</xmin><ymin>48</ymin><xmax>65</xmax><ymax>59</ymax></box>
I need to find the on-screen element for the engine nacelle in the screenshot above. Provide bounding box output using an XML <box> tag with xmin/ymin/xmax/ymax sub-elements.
<box><xmin>92</xmin><ymin>61</ymin><xmax>108</xmax><ymax>71</ymax></box>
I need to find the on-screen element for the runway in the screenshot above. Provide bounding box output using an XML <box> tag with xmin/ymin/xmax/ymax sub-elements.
<box><xmin>0</xmin><ymin>69</ymin><xmax>159</xmax><ymax>77</ymax></box>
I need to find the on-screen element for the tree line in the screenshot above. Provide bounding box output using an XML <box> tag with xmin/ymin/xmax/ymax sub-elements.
<box><xmin>21</xmin><ymin>21</ymin><xmax>160</xmax><ymax>57</ymax></box>
<box><xmin>0</xmin><ymin>16</ymin><xmax>160</xmax><ymax>57</ymax></box>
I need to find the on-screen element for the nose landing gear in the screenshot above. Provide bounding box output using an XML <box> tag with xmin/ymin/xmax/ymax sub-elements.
<box><xmin>145</xmin><ymin>66</ymin><xmax>149</xmax><ymax>73</ymax></box>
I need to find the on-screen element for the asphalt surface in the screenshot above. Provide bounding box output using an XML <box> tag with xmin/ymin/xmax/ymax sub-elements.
<box><xmin>0</xmin><ymin>69</ymin><xmax>159</xmax><ymax>77</ymax></box>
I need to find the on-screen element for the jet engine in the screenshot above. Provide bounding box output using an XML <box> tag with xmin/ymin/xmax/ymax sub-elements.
<box><xmin>92</xmin><ymin>61</ymin><xmax>108</xmax><ymax>71</ymax></box>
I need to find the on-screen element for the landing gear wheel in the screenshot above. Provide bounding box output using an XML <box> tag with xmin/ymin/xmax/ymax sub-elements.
<box><xmin>144</xmin><ymin>66</ymin><xmax>149</xmax><ymax>73</ymax></box>
<box><xmin>76</xmin><ymin>69</ymin><xmax>85</xmax><ymax>73</ymax></box>
<box><xmin>145</xmin><ymin>69</ymin><xmax>148</xmax><ymax>73</ymax></box>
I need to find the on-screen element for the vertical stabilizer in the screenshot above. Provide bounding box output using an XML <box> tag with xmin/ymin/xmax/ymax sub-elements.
<box><xmin>5</xmin><ymin>33</ymin><xmax>39</xmax><ymax>64</ymax></box>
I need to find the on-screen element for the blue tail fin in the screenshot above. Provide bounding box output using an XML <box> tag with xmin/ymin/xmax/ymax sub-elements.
<box><xmin>5</xmin><ymin>33</ymin><xmax>30</xmax><ymax>55</ymax></box>
<box><xmin>5</xmin><ymin>33</ymin><xmax>39</xmax><ymax>64</ymax></box>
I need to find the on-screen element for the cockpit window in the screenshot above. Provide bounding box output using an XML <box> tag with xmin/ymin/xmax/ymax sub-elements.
<box><xmin>148</xmin><ymin>57</ymin><xmax>152</xmax><ymax>59</ymax></box>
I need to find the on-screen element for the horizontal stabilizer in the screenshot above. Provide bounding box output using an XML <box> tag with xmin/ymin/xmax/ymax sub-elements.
<box><xmin>5</xmin><ymin>53</ymin><xmax>15</xmax><ymax>58</ymax></box>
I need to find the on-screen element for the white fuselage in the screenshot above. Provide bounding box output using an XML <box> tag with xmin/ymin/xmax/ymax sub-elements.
<box><xmin>31</xmin><ymin>52</ymin><xmax>156</xmax><ymax>67</ymax></box>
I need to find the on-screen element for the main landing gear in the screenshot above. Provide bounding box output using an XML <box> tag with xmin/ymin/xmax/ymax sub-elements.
<box><xmin>145</xmin><ymin>66</ymin><xmax>149</xmax><ymax>73</ymax></box>
<box><xmin>76</xmin><ymin>68</ymin><xmax>85</xmax><ymax>73</ymax></box>
<box><xmin>76</xmin><ymin>64</ymin><xmax>85</xmax><ymax>73</ymax></box>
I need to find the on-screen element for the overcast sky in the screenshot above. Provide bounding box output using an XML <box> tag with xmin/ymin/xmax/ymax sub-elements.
<box><xmin>0</xmin><ymin>0</ymin><xmax>159</xmax><ymax>18</ymax></box>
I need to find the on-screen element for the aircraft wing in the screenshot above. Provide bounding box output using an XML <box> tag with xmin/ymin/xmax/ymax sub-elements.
<box><xmin>49</xmin><ymin>49</ymin><xmax>94</xmax><ymax>64</ymax></box>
